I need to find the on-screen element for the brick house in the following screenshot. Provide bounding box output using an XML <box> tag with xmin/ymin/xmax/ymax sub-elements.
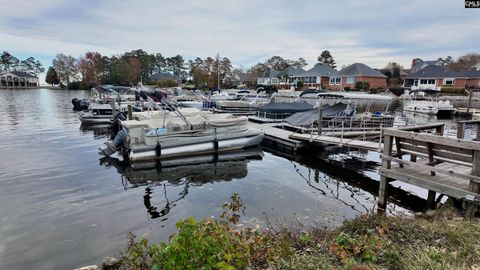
<box><xmin>404</xmin><ymin>65</ymin><xmax>480</xmax><ymax>91</ymax></box>
<box><xmin>339</xmin><ymin>63</ymin><xmax>388</xmax><ymax>89</ymax></box>
<box><xmin>290</xmin><ymin>63</ymin><xmax>342</xmax><ymax>90</ymax></box>
<box><xmin>256</xmin><ymin>67</ymin><xmax>305</xmax><ymax>89</ymax></box>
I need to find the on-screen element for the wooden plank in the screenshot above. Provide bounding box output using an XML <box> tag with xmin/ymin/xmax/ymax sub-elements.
<box><xmin>379</xmin><ymin>167</ymin><xmax>475</xmax><ymax>199</ymax></box>
<box><xmin>400</xmin><ymin>143</ymin><xmax>472</xmax><ymax>164</ymax></box>
<box><xmin>381</xmin><ymin>155</ymin><xmax>480</xmax><ymax>183</ymax></box>
<box><xmin>399</xmin><ymin>138</ymin><xmax>473</xmax><ymax>155</ymax></box>
<box><xmin>383</xmin><ymin>129</ymin><xmax>480</xmax><ymax>151</ymax></box>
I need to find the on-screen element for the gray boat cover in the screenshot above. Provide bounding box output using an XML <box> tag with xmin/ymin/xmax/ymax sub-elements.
<box><xmin>285</xmin><ymin>103</ymin><xmax>353</xmax><ymax>126</ymax></box>
<box><xmin>257</xmin><ymin>101</ymin><xmax>313</xmax><ymax>113</ymax></box>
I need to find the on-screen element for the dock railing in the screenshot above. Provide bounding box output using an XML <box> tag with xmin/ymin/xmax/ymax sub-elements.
<box><xmin>378</xmin><ymin>126</ymin><xmax>480</xmax><ymax>209</ymax></box>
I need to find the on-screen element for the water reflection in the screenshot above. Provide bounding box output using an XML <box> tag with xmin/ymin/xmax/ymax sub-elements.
<box><xmin>100</xmin><ymin>148</ymin><xmax>264</xmax><ymax>220</ymax></box>
<box><xmin>79</xmin><ymin>123</ymin><xmax>112</xmax><ymax>139</ymax></box>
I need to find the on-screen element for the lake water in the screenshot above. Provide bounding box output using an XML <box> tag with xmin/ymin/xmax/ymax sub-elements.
<box><xmin>0</xmin><ymin>88</ymin><xmax>469</xmax><ymax>269</ymax></box>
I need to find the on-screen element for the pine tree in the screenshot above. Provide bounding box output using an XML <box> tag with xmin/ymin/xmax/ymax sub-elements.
<box><xmin>317</xmin><ymin>50</ymin><xmax>337</xmax><ymax>68</ymax></box>
<box><xmin>45</xmin><ymin>66</ymin><xmax>60</xmax><ymax>86</ymax></box>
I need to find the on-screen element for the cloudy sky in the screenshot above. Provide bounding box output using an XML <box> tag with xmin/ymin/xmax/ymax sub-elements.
<box><xmin>1</xmin><ymin>0</ymin><xmax>479</xmax><ymax>79</ymax></box>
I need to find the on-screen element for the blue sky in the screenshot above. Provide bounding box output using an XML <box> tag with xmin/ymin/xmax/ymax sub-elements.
<box><xmin>1</xmin><ymin>0</ymin><xmax>479</xmax><ymax>83</ymax></box>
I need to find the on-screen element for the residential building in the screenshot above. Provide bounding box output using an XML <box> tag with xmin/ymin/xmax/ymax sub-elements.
<box><xmin>223</xmin><ymin>72</ymin><xmax>255</xmax><ymax>87</ymax></box>
<box><xmin>404</xmin><ymin>65</ymin><xmax>480</xmax><ymax>91</ymax></box>
<box><xmin>0</xmin><ymin>71</ymin><xmax>39</xmax><ymax>88</ymax></box>
<box><xmin>290</xmin><ymin>63</ymin><xmax>342</xmax><ymax>90</ymax></box>
<box><xmin>339</xmin><ymin>63</ymin><xmax>388</xmax><ymax>89</ymax></box>
<box><xmin>410</xmin><ymin>58</ymin><xmax>445</xmax><ymax>73</ymax></box>
<box><xmin>257</xmin><ymin>67</ymin><xmax>305</xmax><ymax>88</ymax></box>
<box><xmin>149</xmin><ymin>72</ymin><xmax>182</xmax><ymax>85</ymax></box>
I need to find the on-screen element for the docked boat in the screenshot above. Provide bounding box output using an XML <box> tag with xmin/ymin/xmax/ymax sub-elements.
<box><xmin>99</xmin><ymin>107</ymin><xmax>264</xmax><ymax>161</ymax></box>
<box><xmin>404</xmin><ymin>100</ymin><xmax>456</xmax><ymax>117</ymax></box>
<box><xmin>79</xmin><ymin>103</ymin><xmax>131</xmax><ymax>124</ymax></box>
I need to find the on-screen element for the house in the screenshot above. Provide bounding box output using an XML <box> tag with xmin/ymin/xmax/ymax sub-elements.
<box><xmin>404</xmin><ymin>65</ymin><xmax>480</xmax><ymax>91</ymax></box>
<box><xmin>339</xmin><ymin>63</ymin><xmax>388</xmax><ymax>89</ymax></box>
<box><xmin>290</xmin><ymin>63</ymin><xmax>341</xmax><ymax>90</ymax></box>
<box><xmin>223</xmin><ymin>72</ymin><xmax>255</xmax><ymax>87</ymax></box>
<box><xmin>0</xmin><ymin>71</ymin><xmax>39</xmax><ymax>88</ymax></box>
<box><xmin>149</xmin><ymin>72</ymin><xmax>181</xmax><ymax>85</ymax></box>
<box><xmin>410</xmin><ymin>58</ymin><xmax>445</xmax><ymax>73</ymax></box>
<box><xmin>257</xmin><ymin>67</ymin><xmax>305</xmax><ymax>88</ymax></box>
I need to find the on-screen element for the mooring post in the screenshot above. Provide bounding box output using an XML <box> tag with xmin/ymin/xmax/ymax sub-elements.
<box><xmin>111</xmin><ymin>101</ymin><xmax>116</xmax><ymax>120</ymax></box>
<box><xmin>427</xmin><ymin>190</ymin><xmax>436</xmax><ymax>209</ymax></box>
<box><xmin>317</xmin><ymin>100</ymin><xmax>323</xmax><ymax>135</ymax></box>
<box><xmin>467</xmin><ymin>89</ymin><xmax>473</xmax><ymax>114</ymax></box>
<box><xmin>457</xmin><ymin>122</ymin><xmax>465</xmax><ymax>139</ymax></box>
<box><xmin>476</xmin><ymin>123</ymin><xmax>480</xmax><ymax>141</ymax></box>
<box><xmin>127</xmin><ymin>104</ymin><xmax>133</xmax><ymax>120</ymax></box>
<box><xmin>378</xmin><ymin>134</ymin><xmax>393</xmax><ymax>209</ymax></box>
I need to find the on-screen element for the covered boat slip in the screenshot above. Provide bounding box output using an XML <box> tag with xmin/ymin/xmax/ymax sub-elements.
<box><xmin>250</xmin><ymin>101</ymin><xmax>314</xmax><ymax>123</ymax></box>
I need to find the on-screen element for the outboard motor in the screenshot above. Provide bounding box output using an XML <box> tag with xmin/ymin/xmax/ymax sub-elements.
<box><xmin>111</xmin><ymin>112</ymin><xmax>127</xmax><ymax>139</ymax></box>
<box><xmin>76</xmin><ymin>99</ymin><xmax>89</xmax><ymax>111</ymax></box>
<box><xmin>72</xmin><ymin>98</ymin><xmax>79</xmax><ymax>110</ymax></box>
<box><xmin>99</xmin><ymin>129</ymin><xmax>128</xmax><ymax>157</ymax></box>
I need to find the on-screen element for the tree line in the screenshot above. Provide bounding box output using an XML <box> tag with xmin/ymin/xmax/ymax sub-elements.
<box><xmin>44</xmin><ymin>49</ymin><xmax>479</xmax><ymax>90</ymax></box>
<box><xmin>0</xmin><ymin>51</ymin><xmax>45</xmax><ymax>76</ymax></box>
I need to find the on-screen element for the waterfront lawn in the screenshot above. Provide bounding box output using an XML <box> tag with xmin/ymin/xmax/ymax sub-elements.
<box><xmin>118</xmin><ymin>195</ymin><xmax>480</xmax><ymax>270</ymax></box>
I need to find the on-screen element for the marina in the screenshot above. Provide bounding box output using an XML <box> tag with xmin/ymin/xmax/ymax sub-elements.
<box><xmin>4</xmin><ymin>88</ymin><xmax>480</xmax><ymax>269</ymax></box>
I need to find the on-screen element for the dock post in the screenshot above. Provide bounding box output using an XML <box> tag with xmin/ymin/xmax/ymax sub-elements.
<box><xmin>317</xmin><ymin>100</ymin><xmax>323</xmax><ymax>135</ymax></box>
<box><xmin>111</xmin><ymin>101</ymin><xmax>116</xmax><ymax>120</ymax></box>
<box><xmin>378</xmin><ymin>134</ymin><xmax>393</xmax><ymax>209</ymax></box>
<box><xmin>467</xmin><ymin>89</ymin><xmax>473</xmax><ymax>114</ymax></box>
<box><xmin>128</xmin><ymin>104</ymin><xmax>133</xmax><ymax>120</ymax></box>
<box><xmin>470</xmin><ymin>150</ymin><xmax>480</xmax><ymax>193</ymax></box>
<box><xmin>476</xmin><ymin>123</ymin><xmax>480</xmax><ymax>141</ymax></box>
<box><xmin>457</xmin><ymin>123</ymin><xmax>465</xmax><ymax>139</ymax></box>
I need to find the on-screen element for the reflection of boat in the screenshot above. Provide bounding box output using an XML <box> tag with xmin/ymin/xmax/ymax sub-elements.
<box><xmin>100</xmin><ymin>148</ymin><xmax>263</xmax><ymax>219</ymax></box>
<box><xmin>79</xmin><ymin>124</ymin><xmax>111</xmax><ymax>139</ymax></box>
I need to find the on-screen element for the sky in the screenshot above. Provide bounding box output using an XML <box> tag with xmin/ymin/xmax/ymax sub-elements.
<box><xmin>1</xmin><ymin>0</ymin><xmax>479</xmax><ymax>83</ymax></box>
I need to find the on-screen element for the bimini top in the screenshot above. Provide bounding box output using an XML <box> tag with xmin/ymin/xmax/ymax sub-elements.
<box><xmin>285</xmin><ymin>103</ymin><xmax>354</xmax><ymax>126</ymax></box>
<box><xmin>257</xmin><ymin>101</ymin><xmax>314</xmax><ymax>113</ymax></box>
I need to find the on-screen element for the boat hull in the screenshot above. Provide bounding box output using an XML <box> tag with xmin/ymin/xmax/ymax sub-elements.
<box><xmin>129</xmin><ymin>131</ymin><xmax>264</xmax><ymax>161</ymax></box>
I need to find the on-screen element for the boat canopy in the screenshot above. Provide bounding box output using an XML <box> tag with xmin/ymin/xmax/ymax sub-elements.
<box><xmin>257</xmin><ymin>101</ymin><xmax>313</xmax><ymax>113</ymax></box>
<box><xmin>285</xmin><ymin>103</ymin><xmax>354</xmax><ymax>126</ymax></box>
<box><xmin>299</xmin><ymin>89</ymin><xmax>327</xmax><ymax>97</ymax></box>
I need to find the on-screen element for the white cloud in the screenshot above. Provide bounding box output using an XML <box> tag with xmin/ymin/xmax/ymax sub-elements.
<box><xmin>0</xmin><ymin>0</ymin><xmax>479</xmax><ymax>72</ymax></box>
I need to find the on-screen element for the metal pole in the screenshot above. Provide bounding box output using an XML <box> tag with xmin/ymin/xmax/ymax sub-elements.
<box><xmin>467</xmin><ymin>89</ymin><xmax>473</xmax><ymax>114</ymax></box>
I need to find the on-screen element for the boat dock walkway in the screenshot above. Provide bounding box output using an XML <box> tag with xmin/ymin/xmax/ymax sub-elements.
<box><xmin>247</xmin><ymin>122</ymin><xmax>305</xmax><ymax>153</ymax></box>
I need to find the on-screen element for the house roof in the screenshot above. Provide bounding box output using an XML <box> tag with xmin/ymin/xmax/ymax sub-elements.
<box><xmin>412</xmin><ymin>60</ymin><xmax>443</xmax><ymax>71</ymax></box>
<box><xmin>405</xmin><ymin>65</ymin><xmax>478</xmax><ymax>79</ymax></box>
<box><xmin>150</xmin><ymin>72</ymin><xmax>180</xmax><ymax>81</ymax></box>
<box><xmin>339</xmin><ymin>63</ymin><xmax>387</xmax><ymax>78</ymax></box>
<box><xmin>1</xmin><ymin>71</ymin><xmax>37</xmax><ymax>78</ymax></box>
<box><xmin>294</xmin><ymin>63</ymin><xmax>339</xmax><ymax>77</ymax></box>
<box><xmin>237</xmin><ymin>72</ymin><xmax>254</xmax><ymax>82</ymax></box>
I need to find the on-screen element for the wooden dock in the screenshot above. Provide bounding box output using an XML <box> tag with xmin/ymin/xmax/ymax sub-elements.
<box><xmin>247</xmin><ymin>122</ymin><xmax>305</xmax><ymax>153</ymax></box>
<box><xmin>378</xmin><ymin>127</ymin><xmax>480</xmax><ymax>210</ymax></box>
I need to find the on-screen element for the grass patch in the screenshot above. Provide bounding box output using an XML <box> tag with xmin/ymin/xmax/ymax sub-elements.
<box><xmin>118</xmin><ymin>195</ymin><xmax>480</xmax><ymax>269</ymax></box>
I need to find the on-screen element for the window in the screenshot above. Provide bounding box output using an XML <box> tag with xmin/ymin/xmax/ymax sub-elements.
<box><xmin>414</xmin><ymin>80</ymin><xmax>418</xmax><ymax>86</ymax></box>
<box><xmin>329</xmin><ymin>77</ymin><xmax>341</xmax><ymax>85</ymax></box>
<box><xmin>271</xmin><ymin>78</ymin><xmax>279</xmax><ymax>84</ymax></box>
<box><xmin>346</xmin><ymin>77</ymin><xmax>355</xmax><ymax>84</ymax></box>
<box><xmin>258</xmin><ymin>78</ymin><xmax>265</xmax><ymax>84</ymax></box>
<box><xmin>428</xmin><ymin>79</ymin><xmax>435</xmax><ymax>84</ymax></box>
<box><xmin>443</xmin><ymin>78</ymin><xmax>455</xmax><ymax>85</ymax></box>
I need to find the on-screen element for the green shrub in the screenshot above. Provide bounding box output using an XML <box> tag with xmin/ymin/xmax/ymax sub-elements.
<box><xmin>440</xmin><ymin>87</ymin><xmax>465</xmax><ymax>94</ymax></box>
<box><xmin>355</xmin><ymin>81</ymin><xmax>370</xmax><ymax>91</ymax></box>
<box><xmin>67</xmin><ymin>81</ymin><xmax>88</xmax><ymax>90</ymax></box>
<box><xmin>296</xmin><ymin>80</ymin><xmax>304</xmax><ymax>89</ymax></box>
<box><xmin>344</xmin><ymin>86</ymin><xmax>352</xmax><ymax>92</ymax></box>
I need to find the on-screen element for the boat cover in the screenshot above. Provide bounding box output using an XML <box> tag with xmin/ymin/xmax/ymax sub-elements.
<box><xmin>257</xmin><ymin>101</ymin><xmax>313</xmax><ymax>113</ymax></box>
<box><xmin>285</xmin><ymin>103</ymin><xmax>353</xmax><ymax>126</ymax></box>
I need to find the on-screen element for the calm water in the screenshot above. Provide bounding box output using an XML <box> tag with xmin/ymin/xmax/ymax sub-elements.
<box><xmin>0</xmin><ymin>89</ymin><xmax>468</xmax><ymax>269</ymax></box>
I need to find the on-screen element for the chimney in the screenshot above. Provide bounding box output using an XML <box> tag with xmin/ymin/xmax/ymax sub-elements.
<box><xmin>411</xmin><ymin>58</ymin><xmax>418</xmax><ymax>69</ymax></box>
